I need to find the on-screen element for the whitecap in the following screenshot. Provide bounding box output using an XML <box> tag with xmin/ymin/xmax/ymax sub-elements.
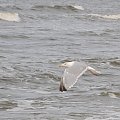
<box><xmin>0</xmin><ymin>12</ymin><xmax>20</xmax><ymax>22</ymax></box>
<box><xmin>71</xmin><ymin>5</ymin><xmax>84</xmax><ymax>10</ymax></box>
<box><xmin>90</xmin><ymin>14</ymin><xmax>120</xmax><ymax>20</ymax></box>
<box><xmin>108</xmin><ymin>93</ymin><xmax>118</xmax><ymax>99</ymax></box>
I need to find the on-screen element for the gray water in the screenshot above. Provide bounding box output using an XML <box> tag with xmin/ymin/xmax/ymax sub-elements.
<box><xmin>0</xmin><ymin>0</ymin><xmax>120</xmax><ymax>120</ymax></box>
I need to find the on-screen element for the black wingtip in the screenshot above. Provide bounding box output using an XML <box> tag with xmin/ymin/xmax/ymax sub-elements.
<box><xmin>59</xmin><ymin>80</ymin><xmax>67</xmax><ymax>92</ymax></box>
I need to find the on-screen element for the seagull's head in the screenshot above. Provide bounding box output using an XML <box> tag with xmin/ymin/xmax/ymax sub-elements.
<box><xmin>59</xmin><ymin>61</ymin><xmax>74</xmax><ymax>68</ymax></box>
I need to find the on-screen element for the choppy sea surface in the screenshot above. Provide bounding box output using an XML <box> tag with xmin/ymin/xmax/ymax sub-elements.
<box><xmin>0</xmin><ymin>0</ymin><xmax>120</xmax><ymax>120</ymax></box>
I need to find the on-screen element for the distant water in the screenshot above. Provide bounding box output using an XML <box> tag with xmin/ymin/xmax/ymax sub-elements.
<box><xmin>0</xmin><ymin>0</ymin><xmax>120</xmax><ymax>120</ymax></box>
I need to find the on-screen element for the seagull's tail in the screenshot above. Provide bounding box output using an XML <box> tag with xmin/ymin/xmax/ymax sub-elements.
<box><xmin>87</xmin><ymin>66</ymin><xmax>101</xmax><ymax>75</ymax></box>
<box><xmin>59</xmin><ymin>79</ymin><xmax>67</xmax><ymax>92</ymax></box>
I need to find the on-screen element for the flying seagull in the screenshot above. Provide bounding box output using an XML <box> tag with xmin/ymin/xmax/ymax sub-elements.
<box><xmin>59</xmin><ymin>61</ymin><xmax>101</xmax><ymax>92</ymax></box>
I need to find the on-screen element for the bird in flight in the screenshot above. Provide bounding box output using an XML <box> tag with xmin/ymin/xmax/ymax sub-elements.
<box><xmin>59</xmin><ymin>61</ymin><xmax>101</xmax><ymax>92</ymax></box>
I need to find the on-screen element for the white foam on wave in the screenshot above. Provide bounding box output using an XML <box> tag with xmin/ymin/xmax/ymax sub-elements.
<box><xmin>0</xmin><ymin>12</ymin><xmax>20</xmax><ymax>22</ymax></box>
<box><xmin>108</xmin><ymin>93</ymin><xmax>118</xmax><ymax>99</ymax></box>
<box><xmin>71</xmin><ymin>5</ymin><xmax>84</xmax><ymax>10</ymax></box>
<box><xmin>90</xmin><ymin>14</ymin><xmax>120</xmax><ymax>20</ymax></box>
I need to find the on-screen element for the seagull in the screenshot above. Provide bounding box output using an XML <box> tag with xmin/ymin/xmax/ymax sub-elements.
<box><xmin>59</xmin><ymin>61</ymin><xmax>101</xmax><ymax>92</ymax></box>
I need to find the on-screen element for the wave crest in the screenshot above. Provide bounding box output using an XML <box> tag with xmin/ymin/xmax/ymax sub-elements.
<box><xmin>0</xmin><ymin>12</ymin><xmax>20</xmax><ymax>22</ymax></box>
<box><xmin>90</xmin><ymin>14</ymin><xmax>120</xmax><ymax>20</ymax></box>
<box><xmin>31</xmin><ymin>5</ymin><xmax>84</xmax><ymax>11</ymax></box>
<box><xmin>100</xmin><ymin>91</ymin><xmax>120</xmax><ymax>98</ymax></box>
<box><xmin>71</xmin><ymin>5</ymin><xmax>84</xmax><ymax>10</ymax></box>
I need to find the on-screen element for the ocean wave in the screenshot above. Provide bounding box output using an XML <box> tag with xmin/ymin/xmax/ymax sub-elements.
<box><xmin>100</xmin><ymin>91</ymin><xmax>120</xmax><ymax>98</ymax></box>
<box><xmin>38</xmin><ymin>72</ymin><xmax>61</xmax><ymax>81</ymax></box>
<box><xmin>110</xmin><ymin>60</ymin><xmax>120</xmax><ymax>67</ymax></box>
<box><xmin>0</xmin><ymin>99</ymin><xmax>17</xmax><ymax>110</ymax></box>
<box><xmin>68</xmin><ymin>5</ymin><xmax>84</xmax><ymax>10</ymax></box>
<box><xmin>0</xmin><ymin>12</ymin><xmax>20</xmax><ymax>22</ymax></box>
<box><xmin>89</xmin><ymin>14</ymin><xmax>120</xmax><ymax>20</ymax></box>
<box><xmin>31</xmin><ymin>5</ymin><xmax>84</xmax><ymax>11</ymax></box>
<box><xmin>7</xmin><ymin>100</ymin><xmax>33</xmax><ymax>111</ymax></box>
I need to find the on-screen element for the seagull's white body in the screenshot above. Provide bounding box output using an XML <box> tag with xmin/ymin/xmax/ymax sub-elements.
<box><xmin>59</xmin><ymin>61</ymin><xmax>101</xmax><ymax>92</ymax></box>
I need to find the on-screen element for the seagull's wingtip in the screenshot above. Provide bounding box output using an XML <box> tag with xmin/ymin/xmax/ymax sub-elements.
<box><xmin>87</xmin><ymin>66</ymin><xmax>101</xmax><ymax>76</ymax></box>
<box><xmin>59</xmin><ymin>85</ymin><xmax>67</xmax><ymax>92</ymax></box>
<box><xmin>59</xmin><ymin>80</ymin><xmax>67</xmax><ymax>92</ymax></box>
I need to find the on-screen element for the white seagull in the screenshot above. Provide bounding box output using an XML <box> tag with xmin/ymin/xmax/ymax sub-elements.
<box><xmin>59</xmin><ymin>61</ymin><xmax>101</xmax><ymax>92</ymax></box>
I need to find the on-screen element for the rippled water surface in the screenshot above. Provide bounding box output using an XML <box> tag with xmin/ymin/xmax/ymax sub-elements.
<box><xmin>0</xmin><ymin>0</ymin><xmax>120</xmax><ymax>120</ymax></box>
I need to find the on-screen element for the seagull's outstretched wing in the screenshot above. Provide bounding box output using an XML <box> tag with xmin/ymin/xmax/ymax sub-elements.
<box><xmin>59</xmin><ymin>61</ymin><xmax>87</xmax><ymax>92</ymax></box>
<box><xmin>59</xmin><ymin>68</ymin><xmax>88</xmax><ymax>92</ymax></box>
<box><xmin>59</xmin><ymin>62</ymin><xmax>100</xmax><ymax>92</ymax></box>
<box><xmin>87</xmin><ymin>66</ymin><xmax>101</xmax><ymax>75</ymax></box>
